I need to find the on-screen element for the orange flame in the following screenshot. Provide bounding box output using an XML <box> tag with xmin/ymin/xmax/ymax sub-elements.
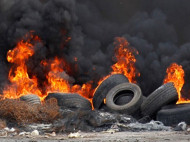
<box><xmin>94</xmin><ymin>37</ymin><xmax>139</xmax><ymax>93</ymax></box>
<box><xmin>42</xmin><ymin>57</ymin><xmax>93</xmax><ymax>97</ymax></box>
<box><xmin>71</xmin><ymin>82</ymin><xmax>94</xmax><ymax>109</ymax></box>
<box><xmin>43</xmin><ymin>57</ymin><xmax>94</xmax><ymax>108</ymax></box>
<box><xmin>3</xmin><ymin>33</ymin><xmax>42</xmax><ymax>99</ymax></box>
<box><xmin>163</xmin><ymin>63</ymin><xmax>190</xmax><ymax>104</ymax></box>
<box><xmin>104</xmin><ymin>98</ymin><xmax>106</xmax><ymax>104</ymax></box>
<box><xmin>93</xmin><ymin>37</ymin><xmax>139</xmax><ymax>103</ymax></box>
<box><xmin>2</xmin><ymin>32</ymin><xmax>95</xmax><ymax>109</ymax></box>
<box><xmin>71</xmin><ymin>82</ymin><xmax>93</xmax><ymax>99</ymax></box>
<box><xmin>111</xmin><ymin>37</ymin><xmax>140</xmax><ymax>83</ymax></box>
<box><xmin>2</xmin><ymin>35</ymin><xmax>139</xmax><ymax>111</ymax></box>
<box><xmin>44</xmin><ymin>57</ymin><xmax>71</xmax><ymax>94</ymax></box>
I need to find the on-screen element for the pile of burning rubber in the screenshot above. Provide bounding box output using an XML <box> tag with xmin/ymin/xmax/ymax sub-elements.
<box><xmin>0</xmin><ymin>33</ymin><xmax>189</xmax><ymax>134</ymax></box>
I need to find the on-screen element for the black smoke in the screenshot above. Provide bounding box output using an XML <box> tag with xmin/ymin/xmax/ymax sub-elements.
<box><xmin>1</xmin><ymin>0</ymin><xmax>190</xmax><ymax>97</ymax></box>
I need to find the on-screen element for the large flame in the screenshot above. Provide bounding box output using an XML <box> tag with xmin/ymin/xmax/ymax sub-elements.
<box><xmin>42</xmin><ymin>57</ymin><xmax>94</xmax><ymax>107</ymax></box>
<box><xmin>71</xmin><ymin>82</ymin><xmax>93</xmax><ymax>99</ymax></box>
<box><xmin>163</xmin><ymin>63</ymin><xmax>190</xmax><ymax>104</ymax></box>
<box><xmin>2</xmin><ymin>35</ymin><xmax>139</xmax><ymax>110</ymax></box>
<box><xmin>3</xmin><ymin>33</ymin><xmax>42</xmax><ymax>99</ymax></box>
<box><xmin>111</xmin><ymin>37</ymin><xmax>140</xmax><ymax>83</ymax></box>
<box><xmin>42</xmin><ymin>57</ymin><xmax>71</xmax><ymax>94</ymax></box>
<box><xmin>2</xmin><ymin>32</ymin><xmax>95</xmax><ymax>108</ymax></box>
<box><xmin>42</xmin><ymin>57</ymin><xmax>93</xmax><ymax>97</ymax></box>
<box><xmin>95</xmin><ymin>37</ymin><xmax>139</xmax><ymax>90</ymax></box>
<box><xmin>93</xmin><ymin>37</ymin><xmax>139</xmax><ymax>100</ymax></box>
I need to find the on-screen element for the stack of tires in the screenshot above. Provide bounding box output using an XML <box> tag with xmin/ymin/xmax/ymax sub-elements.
<box><xmin>19</xmin><ymin>93</ymin><xmax>92</xmax><ymax>111</ymax></box>
<box><xmin>43</xmin><ymin>73</ymin><xmax>187</xmax><ymax>126</ymax></box>
<box><xmin>140</xmin><ymin>82</ymin><xmax>190</xmax><ymax>126</ymax></box>
<box><xmin>44</xmin><ymin>74</ymin><xmax>145</xmax><ymax>118</ymax></box>
<box><xmin>93</xmin><ymin>74</ymin><xmax>144</xmax><ymax>118</ymax></box>
<box><xmin>93</xmin><ymin>74</ymin><xmax>189</xmax><ymax>126</ymax></box>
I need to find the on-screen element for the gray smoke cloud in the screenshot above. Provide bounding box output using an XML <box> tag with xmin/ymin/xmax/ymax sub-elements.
<box><xmin>0</xmin><ymin>0</ymin><xmax>190</xmax><ymax>98</ymax></box>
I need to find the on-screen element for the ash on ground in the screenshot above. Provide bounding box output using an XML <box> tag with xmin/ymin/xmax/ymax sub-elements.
<box><xmin>16</xmin><ymin>108</ymin><xmax>172</xmax><ymax>134</ymax></box>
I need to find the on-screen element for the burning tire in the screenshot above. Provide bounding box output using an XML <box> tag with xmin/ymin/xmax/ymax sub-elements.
<box><xmin>156</xmin><ymin>104</ymin><xmax>190</xmax><ymax>126</ymax></box>
<box><xmin>93</xmin><ymin>74</ymin><xmax>129</xmax><ymax>109</ymax></box>
<box><xmin>105</xmin><ymin>82</ymin><xmax>143</xmax><ymax>115</ymax></box>
<box><xmin>141</xmin><ymin>82</ymin><xmax>178</xmax><ymax>117</ymax></box>
<box><xmin>20</xmin><ymin>94</ymin><xmax>41</xmax><ymax>104</ymax></box>
<box><xmin>45</xmin><ymin>93</ymin><xmax>92</xmax><ymax>110</ymax></box>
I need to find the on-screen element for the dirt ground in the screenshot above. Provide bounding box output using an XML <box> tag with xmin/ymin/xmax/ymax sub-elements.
<box><xmin>0</xmin><ymin>131</ymin><xmax>190</xmax><ymax>142</ymax></box>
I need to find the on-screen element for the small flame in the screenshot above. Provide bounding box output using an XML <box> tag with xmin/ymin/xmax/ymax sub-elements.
<box><xmin>3</xmin><ymin>33</ymin><xmax>42</xmax><ymax>99</ymax></box>
<box><xmin>163</xmin><ymin>63</ymin><xmax>190</xmax><ymax>104</ymax></box>
<box><xmin>71</xmin><ymin>82</ymin><xmax>93</xmax><ymax>99</ymax></box>
<box><xmin>71</xmin><ymin>82</ymin><xmax>94</xmax><ymax>110</ymax></box>
<box><xmin>74</xmin><ymin>57</ymin><xmax>78</xmax><ymax>62</ymax></box>
<box><xmin>104</xmin><ymin>98</ymin><xmax>106</xmax><ymax>104</ymax></box>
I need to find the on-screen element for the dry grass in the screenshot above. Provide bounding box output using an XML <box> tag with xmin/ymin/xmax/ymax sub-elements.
<box><xmin>0</xmin><ymin>98</ymin><xmax>60</xmax><ymax>124</ymax></box>
<box><xmin>0</xmin><ymin>119</ymin><xmax>6</xmax><ymax>129</ymax></box>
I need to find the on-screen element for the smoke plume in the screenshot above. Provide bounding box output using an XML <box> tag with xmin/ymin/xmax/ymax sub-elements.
<box><xmin>1</xmin><ymin>0</ymin><xmax>190</xmax><ymax>97</ymax></box>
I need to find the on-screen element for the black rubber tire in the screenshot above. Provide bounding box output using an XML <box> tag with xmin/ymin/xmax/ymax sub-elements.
<box><xmin>114</xmin><ymin>95</ymin><xmax>146</xmax><ymax>106</ymax></box>
<box><xmin>141</xmin><ymin>82</ymin><xmax>178</xmax><ymax>117</ymax></box>
<box><xmin>114</xmin><ymin>93</ymin><xmax>133</xmax><ymax>105</ymax></box>
<box><xmin>106</xmin><ymin>83</ymin><xmax>143</xmax><ymax>115</ymax></box>
<box><xmin>142</xmin><ymin>96</ymin><xmax>147</xmax><ymax>102</ymax></box>
<box><xmin>20</xmin><ymin>94</ymin><xmax>41</xmax><ymax>104</ymax></box>
<box><xmin>45</xmin><ymin>93</ymin><xmax>92</xmax><ymax>110</ymax></box>
<box><xmin>157</xmin><ymin>104</ymin><xmax>190</xmax><ymax>126</ymax></box>
<box><xmin>93</xmin><ymin>74</ymin><xmax>129</xmax><ymax>109</ymax></box>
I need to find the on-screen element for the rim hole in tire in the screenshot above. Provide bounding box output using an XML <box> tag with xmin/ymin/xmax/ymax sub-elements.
<box><xmin>113</xmin><ymin>90</ymin><xmax>134</xmax><ymax>105</ymax></box>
